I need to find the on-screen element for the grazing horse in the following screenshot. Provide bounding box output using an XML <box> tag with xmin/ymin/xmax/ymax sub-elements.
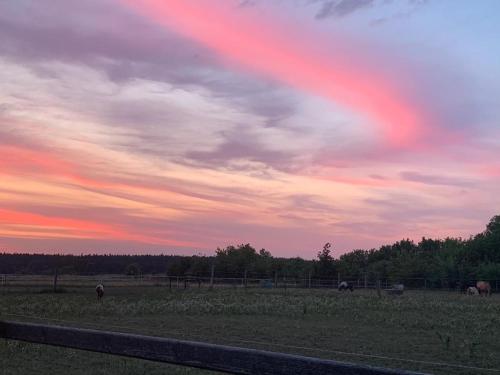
<box><xmin>393</xmin><ymin>284</ymin><xmax>404</xmax><ymax>291</ymax></box>
<box><xmin>96</xmin><ymin>284</ymin><xmax>104</xmax><ymax>301</ymax></box>
<box><xmin>466</xmin><ymin>286</ymin><xmax>479</xmax><ymax>295</ymax></box>
<box><xmin>338</xmin><ymin>281</ymin><xmax>354</xmax><ymax>292</ymax></box>
<box><xmin>476</xmin><ymin>281</ymin><xmax>491</xmax><ymax>297</ymax></box>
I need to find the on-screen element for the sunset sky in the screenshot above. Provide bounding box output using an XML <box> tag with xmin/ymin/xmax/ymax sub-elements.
<box><xmin>1</xmin><ymin>0</ymin><xmax>499</xmax><ymax>258</ymax></box>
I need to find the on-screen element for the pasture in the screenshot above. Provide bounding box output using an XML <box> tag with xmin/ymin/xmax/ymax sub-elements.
<box><xmin>1</xmin><ymin>286</ymin><xmax>500</xmax><ymax>374</ymax></box>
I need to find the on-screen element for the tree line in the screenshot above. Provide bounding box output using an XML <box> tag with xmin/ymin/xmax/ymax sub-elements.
<box><xmin>1</xmin><ymin>215</ymin><xmax>499</xmax><ymax>286</ymax></box>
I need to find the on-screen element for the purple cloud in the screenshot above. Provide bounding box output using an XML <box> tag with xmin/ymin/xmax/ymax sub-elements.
<box><xmin>315</xmin><ymin>0</ymin><xmax>374</xmax><ymax>19</ymax></box>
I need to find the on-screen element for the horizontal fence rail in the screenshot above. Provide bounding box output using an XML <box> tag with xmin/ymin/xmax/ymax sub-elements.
<box><xmin>3</xmin><ymin>274</ymin><xmax>499</xmax><ymax>292</ymax></box>
<box><xmin>0</xmin><ymin>320</ymin><xmax>428</xmax><ymax>375</ymax></box>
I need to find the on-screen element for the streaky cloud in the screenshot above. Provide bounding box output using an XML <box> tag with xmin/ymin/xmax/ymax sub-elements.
<box><xmin>122</xmin><ymin>0</ymin><xmax>438</xmax><ymax>148</ymax></box>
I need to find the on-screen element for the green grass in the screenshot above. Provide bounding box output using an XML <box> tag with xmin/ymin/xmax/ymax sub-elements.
<box><xmin>1</xmin><ymin>286</ymin><xmax>500</xmax><ymax>374</ymax></box>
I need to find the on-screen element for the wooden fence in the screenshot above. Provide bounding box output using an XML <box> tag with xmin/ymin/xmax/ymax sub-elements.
<box><xmin>0</xmin><ymin>320</ymin><xmax>428</xmax><ymax>375</ymax></box>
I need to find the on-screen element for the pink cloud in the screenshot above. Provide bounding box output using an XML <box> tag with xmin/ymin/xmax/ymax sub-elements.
<box><xmin>478</xmin><ymin>166</ymin><xmax>500</xmax><ymax>178</ymax></box>
<box><xmin>123</xmin><ymin>0</ymin><xmax>436</xmax><ymax>148</ymax></box>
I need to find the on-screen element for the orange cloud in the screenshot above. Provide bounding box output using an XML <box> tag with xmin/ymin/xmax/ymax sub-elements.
<box><xmin>0</xmin><ymin>144</ymin><xmax>225</xmax><ymax>209</ymax></box>
<box><xmin>0</xmin><ymin>145</ymin><xmax>110</xmax><ymax>189</ymax></box>
<box><xmin>0</xmin><ymin>208</ymin><xmax>198</xmax><ymax>248</ymax></box>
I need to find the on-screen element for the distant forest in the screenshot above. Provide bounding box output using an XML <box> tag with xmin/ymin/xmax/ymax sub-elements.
<box><xmin>1</xmin><ymin>215</ymin><xmax>500</xmax><ymax>286</ymax></box>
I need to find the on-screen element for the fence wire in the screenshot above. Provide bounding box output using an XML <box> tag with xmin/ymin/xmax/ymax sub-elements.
<box><xmin>1</xmin><ymin>312</ymin><xmax>499</xmax><ymax>374</ymax></box>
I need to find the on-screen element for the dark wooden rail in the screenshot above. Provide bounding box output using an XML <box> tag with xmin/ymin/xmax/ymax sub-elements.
<box><xmin>0</xmin><ymin>320</ymin><xmax>428</xmax><ymax>375</ymax></box>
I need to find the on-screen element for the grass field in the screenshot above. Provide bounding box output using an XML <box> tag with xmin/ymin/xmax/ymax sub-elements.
<box><xmin>1</xmin><ymin>286</ymin><xmax>500</xmax><ymax>374</ymax></box>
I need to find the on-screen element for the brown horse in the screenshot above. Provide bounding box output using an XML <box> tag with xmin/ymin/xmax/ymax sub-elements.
<box><xmin>476</xmin><ymin>281</ymin><xmax>491</xmax><ymax>297</ymax></box>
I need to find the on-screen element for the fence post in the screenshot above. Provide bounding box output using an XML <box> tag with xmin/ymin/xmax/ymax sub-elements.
<box><xmin>169</xmin><ymin>277</ymin><xmax>172</xmax><ymax>290</ymax></box>
<box><xmin>364</xmin><ymin>273</ymin><xmax>367</xmax><ymax>289</ymax></box>
<box><xmin>53</xmin><ymin>268</ymin><xmax>59</xmax><ymax>293</ymax></box>
<box><xmin>274</xmin><ymin>271</ymin><xmax>278</xmax><ymax>288</ymax></box>
<box><xmin>376</xmin><ymin>280</ymin><xmax>382</xmax><ymax>298</ymax></box>
<box><xmin>308</xmin><ymin>271</ymin><xmax>311</xmax><ymax>289</ymax></box>
<box><xmin>244</xmin><ymin>270</ymin><xmax>248</xmax><ymax>289</ymax></box>
<box><xmin>210</xmin><ymin>264</ymin><xmax>215</xmax><ymax>289</ymax></box>
<box><xmin>337</xmin><ymin>272</ymin><xmax>340</xmax><ymax>288</ymax></box>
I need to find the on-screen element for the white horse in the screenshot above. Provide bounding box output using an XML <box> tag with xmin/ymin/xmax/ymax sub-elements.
<box><xmin>466</xmin><ymin>286</ymin><xmax>479</xmax><ymax>295</ymax></box>
<box><xmin>338</xmin><ymin>281</ymin><xmax>353</xmax><ymax>292</ymax></box>
<box><xmin>95</xmin><ymin>284</ymin><xmax>104</xmax><ymax>301</ymax></box>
